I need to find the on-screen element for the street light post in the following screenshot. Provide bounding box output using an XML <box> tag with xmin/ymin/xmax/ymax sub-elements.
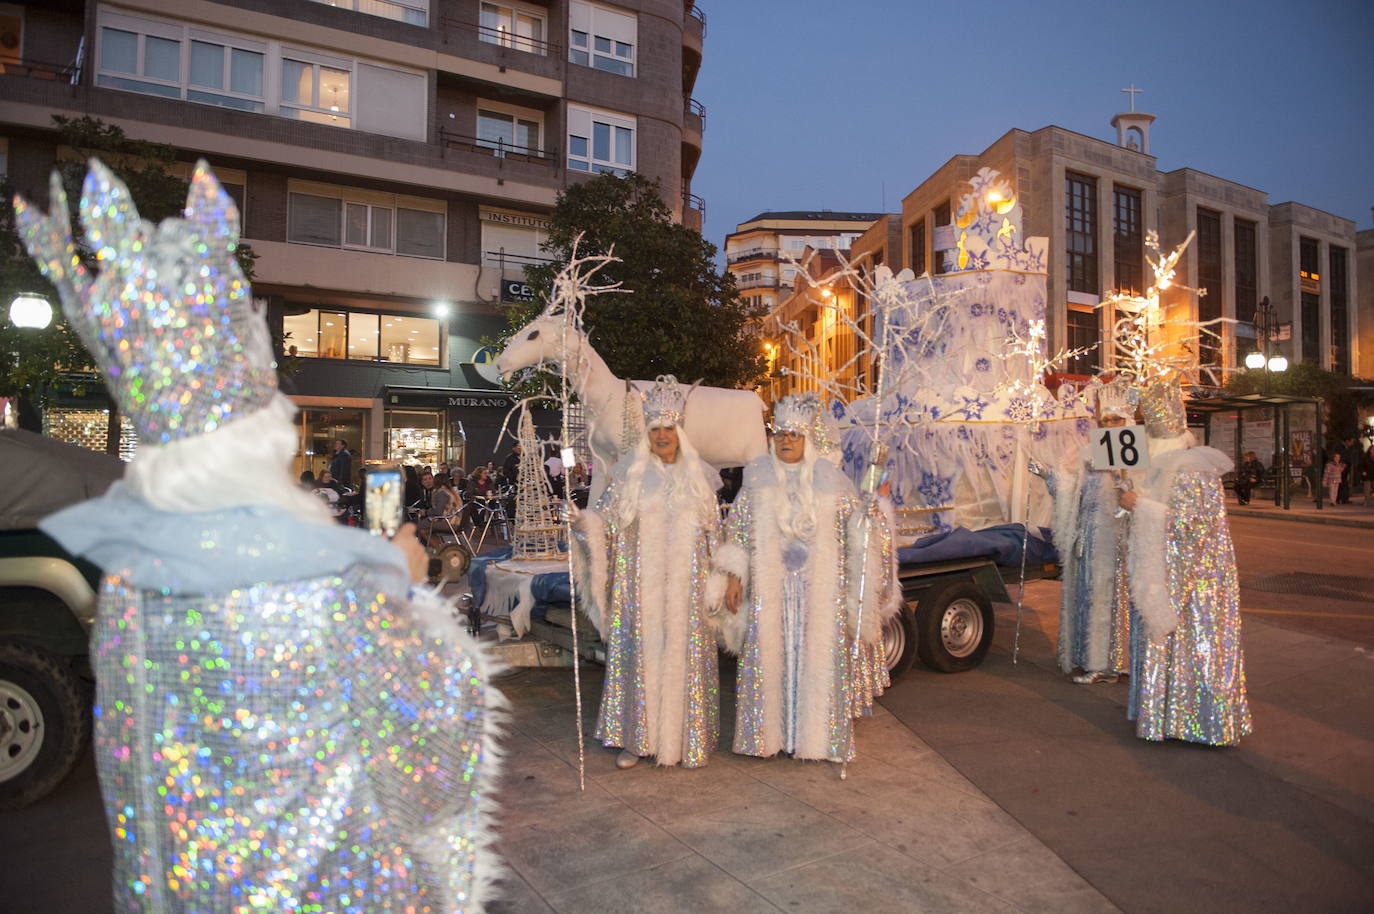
<box><xmin>1247</xmin><ymin>296</ymin><xmax>1288</xmax><ymax>395</ymax></box>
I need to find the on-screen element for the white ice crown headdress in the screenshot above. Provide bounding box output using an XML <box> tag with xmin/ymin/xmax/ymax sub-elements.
<box><xmin>1094</xmin><ymin>377</ymin><xmax>1138</xmax><ymax>421</ymax></box>
<box><xmin>13</xmin><ymin>159</ymin><xmax>276</xmax><ymax>444</ymax></box>
<box><xmin>770</xmin><ymin>393</ymin><xmax>840</xmax><ymax>455</ymax></box>
<box><xmin>642</xmin><ymin>375</ymin><xmax>689</xmax><ymax>428</ymax></box>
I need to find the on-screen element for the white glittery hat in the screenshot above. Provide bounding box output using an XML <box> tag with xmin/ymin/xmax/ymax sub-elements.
<box><xmin>770</xmin><ymin>393</ymin><xmax>840</xmax><ymax>456</ymax></box>
<box><xmin>1095</xmin><ymin>377</ymin><xmax>1139</xmax><ymax>420</ymax></box>
<box><xmin>1139</xmin><ymin>376</ymin><xmax>1187</xmax><ymax>438</ymax></box>
<box><xmin>14</xmin><ymin>159</ymin><xmax>276</xmax><ymax>444</ymax></box>
<box><xmin>642</xmin><ymin>375</ymin><xmax>690</xmax><ymax>429</ymax></box>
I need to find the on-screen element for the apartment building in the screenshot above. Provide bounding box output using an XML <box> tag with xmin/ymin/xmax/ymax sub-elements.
<box><xmin>724</xmin><ymin>210</ymin><xmax>884</xmax><ymax>317</ymax></box>
<box><xmin>892</xmin><ymin>111</ymin><xmax>1360</xmax><ymax>380</ymax></box>
<box><xmin>1</xmin><ymin>0</ymin><xmax>707</xmax><ymax>473</ymax></box>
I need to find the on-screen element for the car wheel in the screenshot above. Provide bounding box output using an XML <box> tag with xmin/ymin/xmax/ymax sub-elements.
<box><xmin>915</xmin><ymin>580</ymin><xmax>995</xmax><ymax>673</ymax></box>
<box><xmin>881</xmin><ymin>605</ymin><xmax>917</xmax><ymax>679</ymax></box>
<box><xmin>0</xmin><ymin>642</ymin><xmax>91</xmax><ymax>810</ymax></box>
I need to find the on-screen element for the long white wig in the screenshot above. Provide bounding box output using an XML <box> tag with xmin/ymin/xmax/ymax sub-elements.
<box><xmin>616</xmin><ymin>422</ymin><xmax>718</xmax><ymax>527</ymax></box>
<box><xmin>124</xmin><ymin>394</ymin><xmax>332</xmax><ymax>523</ymax></box>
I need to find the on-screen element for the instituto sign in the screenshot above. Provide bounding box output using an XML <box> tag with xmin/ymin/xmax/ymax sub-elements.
<box><xmin>479</xmin><ymin>208</ymin><xmax>552</xmax><ymax>231</ymax></box>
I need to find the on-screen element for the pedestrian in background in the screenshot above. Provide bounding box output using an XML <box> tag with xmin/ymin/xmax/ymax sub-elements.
<box><xmin>1235</xmin><ymin>451</ymin><xmax>1265</xmax><ymax>506</ymax></box>
<box><xmin>1323</xmin><ymin>452</ymin><xmax>1344</xmax><ymax>506</ymax></box>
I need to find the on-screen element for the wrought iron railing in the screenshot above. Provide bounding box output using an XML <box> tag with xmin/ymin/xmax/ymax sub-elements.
<box><xmin>688</xmin><ymin>3</ymin><xmax>706</xmax><ymax>35</ymax></box>
<box><xmin>685</xmin><ymin>98</ymin><xmax>705</xmax><ymax>119</ymax></box>
<box><xmin>439</xmin><ymin>129</ymin><xmax>557</xmax><ymax>165</ymax></box>
<box><xmin>682</xmin><ymin>191</ymin><xmax>705</xmax><ymax>220</ymax></box>
<box><xmin>439</xmin><ymin>16</ymin><xmax>561</xmax><ymax>57</ymax></box>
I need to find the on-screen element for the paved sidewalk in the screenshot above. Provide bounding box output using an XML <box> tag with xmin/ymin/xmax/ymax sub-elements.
<box><xmin>489</xmin><ymin>662</ymin><xmax>1117</xmax><ymax>914</ymax></box>
<box><xmin>879</xmin><ymin>583</ymin><xmax>1374</xmax><ymax>913</ymax></box>
<box><xmin>1228</xmin><ymin>496</ymin><xmax>1374</xmax><ymax>528</ymax></box>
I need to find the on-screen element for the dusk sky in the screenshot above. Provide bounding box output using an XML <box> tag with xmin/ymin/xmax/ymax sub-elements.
<box><xmin>692</xmin><ymin>0</ymin><xmax>1374</xmax><ymax>252</ymax></box>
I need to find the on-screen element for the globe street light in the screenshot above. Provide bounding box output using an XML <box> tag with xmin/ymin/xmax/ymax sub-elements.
<box><xmin>1251</xmin><ymin>296</ymin><xmax>1287</xmax><ymax>395</ymax></box>
<box><xmin>9</xmin><ymin>293</ymin><xmax>53</xmax><ymax>329</ymax></box>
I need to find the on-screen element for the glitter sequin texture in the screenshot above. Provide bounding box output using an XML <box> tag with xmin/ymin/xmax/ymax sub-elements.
<box><xmin>590</xmin><ymin>465</ymin><xmax>720</xmax><ymax>768</ymax></box>
<box><xmin>14</xmin><ymin>160</ymin><xmax>277</xmax><ymax>444</ymax></box>
<box><xmin>1128</xmin><ymin>471</ymin><xmax>1252</xmax><ymax>745</ymax></box>
<box><xmin>91</xmin><ymin>566</ymin><xmax>495</xmax><ymax>911</ymax></box>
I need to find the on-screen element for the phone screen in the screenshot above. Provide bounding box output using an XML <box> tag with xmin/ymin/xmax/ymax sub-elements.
<box><xmin>364</xmin><ymin>465</ymin><xmax>404</xmax><ymax>538</ymax></box>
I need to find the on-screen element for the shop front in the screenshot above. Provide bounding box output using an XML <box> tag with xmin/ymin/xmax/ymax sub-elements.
<box><xmin>383</xmin><ymin>386</ymin><xmax>558</xmax><ymax>473</ymax></box>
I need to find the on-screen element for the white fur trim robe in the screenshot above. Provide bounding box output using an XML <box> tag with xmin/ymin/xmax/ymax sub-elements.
<box><xmin>709</xmin><ymin>455</ymin><xmax>898</xmax><ymax>761</ymax></box>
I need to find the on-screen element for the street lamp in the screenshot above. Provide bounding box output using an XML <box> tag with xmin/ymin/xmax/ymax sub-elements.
<box><xmin>9</xmin><ymin>293</ymin><xmax>53</xmax><ymax>329</ymax></box>
<box><xmin>1248</xmin><ymin>295</ymin><xmax>1287</xmax><ymax>395</ymax></box>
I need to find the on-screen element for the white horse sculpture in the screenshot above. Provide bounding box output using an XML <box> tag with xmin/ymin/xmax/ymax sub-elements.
<box><xmin>495</xmin><ymin>311</ymin><xmax>768</xmax><ymax>505</ymax></box>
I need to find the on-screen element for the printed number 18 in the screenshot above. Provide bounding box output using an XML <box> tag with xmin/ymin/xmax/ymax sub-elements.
<box><xmin>1098</xmin><ymin>428</ymin><xmax>1140</xmax><ymax>467</ymax></box>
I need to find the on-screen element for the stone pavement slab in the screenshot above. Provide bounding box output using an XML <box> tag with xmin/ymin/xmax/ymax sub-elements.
<box><xmin>488</xmin><ymin>663</ymin><xmax>1118</xmax><ymax>913</ymax></box>
<box><xmin>876</xmin><ymin>580</ymin><xmax>1374</xmax><ymax>913</ymax></box>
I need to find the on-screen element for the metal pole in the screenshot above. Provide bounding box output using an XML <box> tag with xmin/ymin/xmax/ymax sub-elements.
<box><xmin>1313</xmin><ymin>399</ymin><xmax>1324</xmax><ymax>510</ymax></box>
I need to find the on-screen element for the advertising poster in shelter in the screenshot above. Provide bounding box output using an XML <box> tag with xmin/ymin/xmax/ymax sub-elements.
<box><xmin>1290</xmin><ymin>429</ymin><xmax>1313</xmax><ymax>469</ymax></box>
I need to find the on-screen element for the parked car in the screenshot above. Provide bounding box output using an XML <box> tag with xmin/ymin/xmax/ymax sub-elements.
<box><xmin>0</xmin><ymin>429</ymin><xmax>123</xmax><ymax>809</ymax></box>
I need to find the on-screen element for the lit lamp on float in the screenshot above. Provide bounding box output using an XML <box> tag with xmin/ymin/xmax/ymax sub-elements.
<box><xmin>9</xmin><ymin>293</ymin><xmax>53</xmax><ymax>329</ymax></box>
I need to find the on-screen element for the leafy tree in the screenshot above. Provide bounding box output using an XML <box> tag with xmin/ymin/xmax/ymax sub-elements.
<box><xmin>1227</xmin><ymin>361</ymin><xmax>1372</xmax><ymax>439</ymax></box>
<box><xmin>1</xmin><ymin>116</ymin><xmax>260</xmax><ymax>436</ymax></box>
<box><xmin>503</xmin><ymin>172</ymin><xmax>765</xmax><ymax>390</ymax></box>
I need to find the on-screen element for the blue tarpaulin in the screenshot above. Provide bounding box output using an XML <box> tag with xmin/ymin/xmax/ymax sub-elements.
<box><xmin>468</xmin><ymin>547</ymin><xmax>572</xmax><ymax>622</ymax></box>
<box><xmin>896</xmin><ymin>524</ymin><xmax>1058</xmax><ymax>568</ymax></box>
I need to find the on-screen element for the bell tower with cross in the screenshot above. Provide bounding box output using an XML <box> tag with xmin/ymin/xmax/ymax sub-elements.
<box><xmin>1111</xmin><ymin>84</ymin><xmax>1156</xmax><ymax>154</ymax></box>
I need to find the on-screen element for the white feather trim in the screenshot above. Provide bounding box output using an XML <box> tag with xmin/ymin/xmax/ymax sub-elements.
<box><xmin>403</xmin><ymin>584</ymin><xmax>510</xmax><ymax>912</ymax></box>
<box><xmin>712</xmin><ymin>539</ymin><xmax>750</xmax><ymax>583</ymax></box>
<box><xmin>1128</xmin><ymin>495</ymin><xmax>1178</xmax><ymax>640</ymax></box>
<box><xmin>571</xmin><ymin>508</ymin><xmax>609</xmax><ymax>634</ymax></box>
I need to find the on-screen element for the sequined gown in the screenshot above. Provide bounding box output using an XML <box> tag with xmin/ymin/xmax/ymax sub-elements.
<box><xmin>579</xmin><ymin>459</ymin><xmax>720</xmax><ymax>767</ymax></box>
<box><xmin>712</xmin><ymin>457</ymin><xmax>897</xmax><ymax>762</ymax></box>
<box><xmin>1127</xmin><ymin>448</ymin><xmax>1252</xmax><ymax>745</ymax></box>
<box><xmin>1046</xmin><ymin>459</ymin><xmax>1131</xmax><ymax>675</ymax></box>
<box><xmin>44</xmin><ymin>491</ymin><xmax>500</xmax><ymax>913</ymax></box>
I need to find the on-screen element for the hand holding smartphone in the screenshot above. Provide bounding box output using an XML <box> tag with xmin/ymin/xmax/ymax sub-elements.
<box><xmin>364</xmin><ymin>464</ymin><xmax>404</xmax><ymax>538</ymax></box>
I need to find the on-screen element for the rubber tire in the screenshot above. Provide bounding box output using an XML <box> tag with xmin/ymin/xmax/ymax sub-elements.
<box><xmin>0</xmin><ymin>642</ymin><xmax>91</xmax><ymax>811</ymax></box>
<box><xmin>881</xmin><ymin>605</ymin><xmax>918</xmax><ymax>680</ymax></box>
<box><xmin>915</xmin><ymin>580</ymin><xmax>995</xmax><ymax>673</ymax></box>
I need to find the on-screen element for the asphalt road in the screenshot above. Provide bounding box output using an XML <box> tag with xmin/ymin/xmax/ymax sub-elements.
<box><xmin>1229</xmin><ymin>515</ymin><xmax>1374</xmax><ymax>647</ymax></box>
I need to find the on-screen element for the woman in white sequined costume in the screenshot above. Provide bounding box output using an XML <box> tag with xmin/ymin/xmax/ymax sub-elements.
<box><xmin>573</xmin><ymin>377</ymin><xmax>721</xmax><ymax>768</ymax></box>
<box><xmin>707</xmin><ymin>394</ymin><xmax>900</xmax><ymax>763</ymax></box>
<box><xmin>1120</xmin><ymin>378</ymin><xmax>1252</xmax><ymax>746</ymax></box>
<box><xmin>15</xmin><ymin>161</ymin><xmax>503</xmax><ymax>912</ymax></box>
<box><xmin>1036</xmin><ymin>380</ymin><xmax>1135</xmax><ymax>683</ymax></box>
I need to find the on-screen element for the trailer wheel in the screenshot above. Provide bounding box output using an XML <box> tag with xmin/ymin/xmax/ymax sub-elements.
<box><xmin>916</xmin><ymin>581</ymin><xmax>994</xmax><ymax>673</ymax></box>
<box><xmin>0</xmin><ymin>642</ymin><xmax>91</xmax><ymax>810</ymax></box>
<box><xmin>880</xmin><ymin>605</ymin><xmax>917</xmax><ymax>679</ymax></box>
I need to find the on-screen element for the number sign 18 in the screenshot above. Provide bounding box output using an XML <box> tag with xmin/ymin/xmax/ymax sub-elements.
<box><xmin>1090</xmin><ymin>424</ymin><xmax>1150</xmax><ymax>471</ymax></box>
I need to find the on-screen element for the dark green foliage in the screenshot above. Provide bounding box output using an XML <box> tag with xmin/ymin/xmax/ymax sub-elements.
<box><xmin>504</xmin><ymin>173</ymin><xmax>765</xmax><ymax>390</ymax></box>
<box><xmin>1227</xmin><ymin>361</ymin><xmax>1372</xmax><ymax>438</ymax></box>
<box><xmin>1</xmin><ymin>116</ymin><xmax>264</xmax><ymax>408</ymax></box>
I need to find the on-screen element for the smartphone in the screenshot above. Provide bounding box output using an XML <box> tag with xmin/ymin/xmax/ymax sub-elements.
<box><xmin>364</xmin><ymin>464</ymin><xmax>404</xmax><ymax>538</ymax></box>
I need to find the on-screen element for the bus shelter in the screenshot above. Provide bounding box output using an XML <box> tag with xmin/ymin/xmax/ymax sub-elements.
<box><xmin>1186</xmin><ymin>393</ymin><xmax>1325</xmax><ymax>510</ymax></box>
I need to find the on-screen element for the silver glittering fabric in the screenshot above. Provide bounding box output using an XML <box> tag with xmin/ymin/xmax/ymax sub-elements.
<box><xmin>13</xmin><ymin>160</ymin><xmax>277</xmax><ymax>444</ymax></box>
<box><xmin>1128</xmin><ymin>469</ymin><xmax>1252</xmax><ymax>745</ymax></box>
<box><xmin>588</xmin><ymin>461</ymin><xmax>720</xmax><ymax>767</ymax></box>
<box><xmin>89</xmin><ymin>563</ymin><xmax>499</xmax><ymax>912</ymax></box>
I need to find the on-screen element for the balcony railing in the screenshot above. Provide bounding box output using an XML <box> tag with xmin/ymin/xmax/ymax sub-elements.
<box><xmin>688</xmin><ymin>3</ymin><xmax>707</xmax><ymax>35</ymax></box>
<box><xmin>685</xmin><ymin>98</ymin><xmax>705</xmax><ymax>119</ymax></box>
<box><xmin>728</xmin><ymin>249</ymin><xmax>780</xmax><ymax>264</ymax></box>
<box><xmin>439</xmin><ymin>17</ymin><xmax>562</xmax><ymax>57</ymax></box>
<box><xmin>0</xmin><ymin>56</ymin><xmax>81</xmax><ymax>83</ymax></box>
<box><xmin>682</xmin><ymin>191</ymin><xmax>705</xmax><ymax>219</ymax></box>
<box><xmin>439</xmin><ymin>129</ymin><xmax>557</xmax><ymax>165</ymax></box>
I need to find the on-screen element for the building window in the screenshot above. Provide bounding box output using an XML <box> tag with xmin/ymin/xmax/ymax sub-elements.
<box><xmin>283</xmin><ymin>308</ymin><xmax>442</xmax><ymax>365</ymax></box>
<box><xmin>1301</xmin><ymin>291</ymin><xmax>1320</xmax><ymax>364</ymax></box>
<box><xmin>1234</xmin><ymin>218</ymin><xmax>1258</xmax><ymax>325</ymax></box>
<box><xmin>95</xmin><ymin>10</ymin><xmax>426</xmax><ymax>140</ymax></box>
<box><xmin>931</xmin><ymin>201</ymin><xmax>952</xmax><ymax>274</ymax></box>
<box><xmin>569</xmin><ymin>1</ymin><xmax>636</xmax><ymax>77</ymax></box>
<box><xmin>1112</xmin><ymin>185</ymin><xmax>1142</xmax><ymax>295</ymax></box>
<box><xmin>187</xmin><ymin>39</ymin><xmax>265</xmax><ymax>112</ymax></box>
<box><xmin>1195</xmin><ymin>208</ymin><xmax>1222</xmax><ymax>366</ymax></box>
<box><xmin>476</xmin><ymin>101</ymin><xmax>543</xmax><ymax>157</ymax></box>
<box><xmin>1065</xmin><ymin>173</ymin><xmax>1097</xmax><ymax>294</ymax></box>
<box><xmin>909</xmin><ymin>220</ymin><xmax>926</xmax><ymax>276</ymax></box>
<box><xmin>308</xmin><ymin>0</ymin><xmax>429</xmax><ymax>27</ymax></box>
<box><xmin>480</xmin><ymin>209</ymin><xmax>553</xmax><ymax>271</ymax></box>
<box><xmin>288</xmin><ymin>182</ymin><xmax>446</xmax><ymax>260</ymax></box>
<box><xmin>1299</xmin><ymin>236</ymin><xmax>1320</xmax><ymax>280</ymax></box>
<box><xmin>566</xmin><ymin>104</ymin><xmax>634</xmax><ymax>174</ymax></box>
<box><xmin>1330</xmin><ymin>245</ymin><xmax>1349</xmax><ymax>374</ymax></box>
<box><xmin>1065</xmin><ymin>307</ymin><xmax>1098</xmax><ymax>375</ymax></box>
<box><xmin>479</xmin><ymin>2</ymin><xmax>545</xmax><ymax>55</ymax></box>
<box><xmin>281</xmin><ymin>56</ymin><xmax>351</xmax><ymax>127</ymax></box>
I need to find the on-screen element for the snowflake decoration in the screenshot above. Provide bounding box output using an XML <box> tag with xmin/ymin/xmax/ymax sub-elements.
<box><xmin>1005</xmin><ymin>396</ymin><xmax>1036</xmax><ymax>423</ymax></box>
<box><xmin>917</xmin><ymin>471</ymin><xmax>953</xmax><ymax>506</ymax></box>
<box><xmin>975</xmin><ymin>358</ymin><xmax>991</xmax><ymax>373</ymax></box>
<box><xmin>959</xmin><ymin>393</ymin><xmax>990</xmax><ymax>420</ymax></box>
